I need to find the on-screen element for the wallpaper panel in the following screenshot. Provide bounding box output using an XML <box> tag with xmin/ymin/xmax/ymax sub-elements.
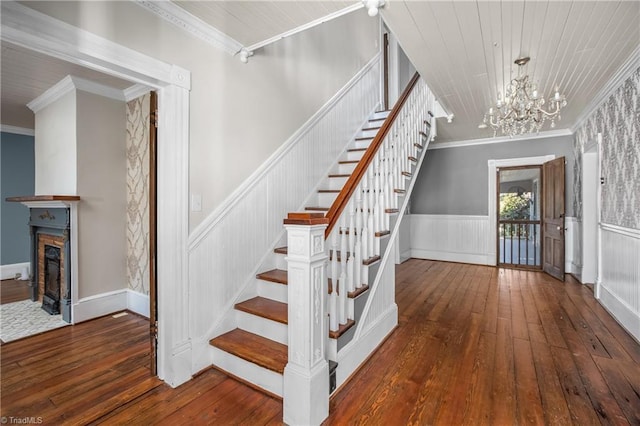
<box><xmin>573</xmin><ymin>66</ymin><xmax>639</xmax><ymax>230</ymax></box>
<box><xmin>126</xmin><ymin>93</ymin><xmax>150</xmax><ymax>295</ymax></box>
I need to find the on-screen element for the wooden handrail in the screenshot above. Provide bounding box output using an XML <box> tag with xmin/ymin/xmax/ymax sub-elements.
<box><xmin>325</xmin><ymin>72</ymin><xmax>421</xmax><ymax>237</ymax></box>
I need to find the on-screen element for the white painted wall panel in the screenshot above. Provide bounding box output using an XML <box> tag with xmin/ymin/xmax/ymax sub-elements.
<box><xmin>409</xmin><ymin>214</ymin><xmax>491</xmax><ymax>265</ymax></box>
<box><xmin>599</xmin><ymin>224</ymin><xmax>640</xmax><ymax>342</ymax></box>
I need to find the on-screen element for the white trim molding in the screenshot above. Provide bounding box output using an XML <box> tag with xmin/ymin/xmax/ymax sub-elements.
<box><xmin>564</xmin><ymin>217</ymin><xmax>582</xmax><ymax>278</ymax></box>
<box><xmin>0</xmin><ymin>125</ymin><xmax>34</xmax><ymax>136</ymax></box>
<box><xmin>134</xmin><ymin>0</ymin><xmax>243</xmax><ymax>55</ymax></box>
<box><xmin>124</xmin><ymin>84</ymin><xmax>152</xmax><ymax>102</ymax></box>
<box><xmin>27</xmin><ymin>75</ymin><xmax>126</xmax><ymax>113</ymax></box>
<box><xmin>2</xmin><ymin>0</ymin><xmax>191</xmax><ymax>387</ymax></box>
<box><xmin>429</xmin><ymin>129</ymin><xmax>572</xmax><ymax>150</ymax></box>
<box><xmin>0</xmin><ymin>262</ymin><xmax>31</xmax><ymax>281</ymax></box>
<box><xmin>598</xmin><ymin>223</ymin><xmax>640</xmax><ymax>342</ymax></box>
<box><xmin>73</xmin><ymin>289</ymin><xmax>128</xmax><ymax>323</ymax></box>
<box><xmin>409</xmin><ymin>214</ymin><xmax>492</xmax><ymax>265</ymax></box>
<box><xmin>127</xmin><ymin>289</ymin><xmax>150</xmax><ymax>318</ymax></box>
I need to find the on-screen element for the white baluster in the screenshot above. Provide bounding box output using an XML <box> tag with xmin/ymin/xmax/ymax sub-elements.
<box><xmin>329</xmin><ymin>230</ymin><xmax>338</xmax><ymax>332</ymax></box>
<box><xmin>338</xmin><ymin>271</ymin><xmax>347</xmax><ymax>325</ymax></box>
<box><xmin>367</xmin><ymin>211</ymin><xmax>375</xmax><ymax>259</ymax></box>
<box><xmin>354</xmin><ymin>240</ymin><xmax>362</xmax><ymax>290</ymax></box>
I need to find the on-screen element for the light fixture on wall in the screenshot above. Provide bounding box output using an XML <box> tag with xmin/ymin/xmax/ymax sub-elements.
<box><xmin>479</xmin><ymin>57</ymin><xmax>567</xmax><ymax>137</ymax></box>
<box><xmin>363</xmin><ymin>0</ymin><xmax>385</xmax><ymax>17</ymax></box>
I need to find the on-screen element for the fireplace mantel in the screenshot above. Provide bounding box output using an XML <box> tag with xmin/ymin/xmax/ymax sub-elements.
<box><xmin>6</xmin><ymin>195</ymin><xmax>80</xmax><ymax>209</ymax></box>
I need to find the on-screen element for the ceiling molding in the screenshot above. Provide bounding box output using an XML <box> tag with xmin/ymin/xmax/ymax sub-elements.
<box><xmin>572</xmin><ymin>45</ymin><xmax>640</xmax><ymax>133</ymax></box>
<box><xmin>0</xmin><ymin>125</ymin><xmax>35</xmax><ymax>136</ymax></box>
<box><xmin>1</xmin><ymin>1</ymin><xmax>190</xmax><ymax>90</ymax></box>
<box><xmin>27</xmin><ymin>75</ymin><xmax>127</xmax><ymax>113</ymax></box>
<box><xmin>135</xmin><ymin>0</ymin><xmax>243</xmax><ymax>55</ymax></box>
<box><xmin>124</xmin><ymin>84</ymin><xmax>152</xmax><ymax>102</ymax></box>
<box><xmin>246</xmin><ymin>3</ymin><xmax>365</xmax><ymax>53</ymax></box>
<box><xmin>429</xmin><ymin>128</ymin><xmax>573</xmax><ymax>150</ymax></box>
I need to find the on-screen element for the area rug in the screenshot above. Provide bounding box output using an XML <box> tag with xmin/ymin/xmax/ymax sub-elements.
<box><xmin>1</xmin><ymin>299</ymin><xmax>68</xmax><ymax>342</ymax></box>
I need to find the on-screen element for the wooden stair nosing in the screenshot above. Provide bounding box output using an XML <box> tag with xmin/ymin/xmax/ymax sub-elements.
<box><xmin>318</xmin><ymin>189</ymin><xmax>340</xmax><ymax>193</ymax></box>
<box><xmin>329</xmin><ymin>319</ymin><xmax>356</xmax><ymax>339</ymax></box>
<box><xmin>339</xmin><ymin>160</ymin><xmax>359</xmax><ymax>164</ymax></box>
<box><xmin>256</xmin><ymin>269</ymin><xmax>288</xmax><ymax>284</ymax></box>
<box><xmin>361</xmin><ymin>126</ymin><xmax>382</xmax><ymax>131</ymax></box>
<box><xmin>355</xmin><ymin>136</ymin><xmax>374</xmax><ymax>141</ymax></box>
<box><xmin>235</xmin><ymin>297</ymin><xmax>288</xmax><ymax>324</ymax></box>
<box><xmin>209</xmin><ymin>329</ymin><xmax>287</xmax><ymax>374</ymax></box>
<box><xmin>347</xmin><ymin>148</ymin><xmax>367</xmax><ymax>153</ymax></box>
<box><xmin>329</xmin><ymin>173</ymin><xmax>351</xmax><ymax>178</ymax></box>
<box><xmin>274</xmin><ymin>247</ymin><xmax>287</xmax><ymax>255</ymax></box>
<box><xmin>330</xmin><ymin>251</ymin><xmax>381</xmax><ymax>266</ymax></box>
<box><xmin>328</xmin><ymin>280</ymin><xmax>369</xmax><ymax>299</ymax></box>
<box><xmin>305</xmin><ymin>206</ymin><xmax>329</xmax><ymax>212</ymax></box>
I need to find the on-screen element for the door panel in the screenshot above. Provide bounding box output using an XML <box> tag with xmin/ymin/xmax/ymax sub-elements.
<box><xmin>542</xmin><ymin>157</ymin><xmax>565</xmax><ymax>281</ymax></box>
<box><xmin>149</xmin><ymin>91</ymin><xmax>158</xmax><ymax>375</ymax></box>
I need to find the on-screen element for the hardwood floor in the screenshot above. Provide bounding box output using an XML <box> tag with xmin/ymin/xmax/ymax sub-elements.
<box><xmin>1</xmin><ymin>279</ymin><xmax>30</xmax><ymax>304</ymax></box>
<box><xmin>1</xmin><ymin>260</ymin><xmax>638</xmax><ymax>425</ymax></box>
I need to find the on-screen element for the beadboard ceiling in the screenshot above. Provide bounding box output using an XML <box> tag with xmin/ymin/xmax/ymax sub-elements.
<box><xmin>2</xmin><ymin>0</ymin><xmax>638</xmax><ymax>145</ymax></box>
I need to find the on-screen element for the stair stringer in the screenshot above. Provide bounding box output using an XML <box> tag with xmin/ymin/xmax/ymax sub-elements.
<box><xmin>332</xmin><ymin>124</ymin><xmax>434</xmax><ymax>391</ymax></box>
<box><xmin>197</xmin><ymin>106</ymin><xmax>383</xmax><ymax>375</ymax></box>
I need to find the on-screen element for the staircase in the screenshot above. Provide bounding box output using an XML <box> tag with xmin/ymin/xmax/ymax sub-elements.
<box><xmin>207</xmin><ymin>74</ymin><xmax>434</xmax><ymax>418</ymax></box>
<box><xmin>209</xmin><ymin>110</ymin><xmax>391</xmax><ymax>398</ymax></box>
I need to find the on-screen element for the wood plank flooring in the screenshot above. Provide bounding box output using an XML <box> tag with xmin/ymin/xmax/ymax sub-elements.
<box><xmin>1</xmin><ymin>279</ymin><xmax>30</xmax><ymax>304</ymax></box>
<box><xmin>1</xmin><ymin>260</ymin><xmax>639</xmax><ymax>425</ymax></box>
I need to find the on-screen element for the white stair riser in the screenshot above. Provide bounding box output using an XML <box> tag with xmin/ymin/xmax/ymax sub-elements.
<box><xmin>211</xmin><ymin>346</ymin><xmax>283</xmax><ymax>397</ymax></box>
<box><xmin>338</xmin><ymin>162</ymin><xmax>357</xmax><ymax>175</ymax></box>
<box><xmin>236</xmin><ymin>310</ymin><xmax>288</xmax><ymax>345</ymax></box>
<box><xmin>275</xmin><ymin>255</ymin><xmax>288</xmax><ymax>270</ymax></box>
<box><xmin>346</xmin><ymin>150</ymin><xmax>365</xmax><ymax>162</ymax></box>
<box><xmin>327</xmin><ymin>176</ymin><xmax>349</xmax><ymax>190</ymax></box>
<box><xmin>257</xmin><ymin>279</ymin><xmax>288</xmax><ymax>303</ymax></box>
<box><xmin>371</xmin><ymin>111</ymin><xmax>390</xmax><ymax>120</ymax></box>
<box><xmin>354</xmin><ymin>139</ymin><xmax>373</xmax><ymax>150</ymax></box>
<box><xmin>317</xmin><ymin>192</ymin><xmax>339</xmax><ymax>207</ymax></box>
<box><xmin>359</xmin><ymin>128</ymin><xmax>379</xmax><ymax>138</ymax></box>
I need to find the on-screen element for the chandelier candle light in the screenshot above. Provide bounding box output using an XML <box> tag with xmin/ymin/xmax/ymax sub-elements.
<box><xmin>479</xmin><ymin>57</ymin><xmax>567</xmax><ymax>137</ymax></box>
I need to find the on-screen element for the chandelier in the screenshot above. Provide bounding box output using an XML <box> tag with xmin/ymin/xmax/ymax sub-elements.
<box><xmin>479</xmin><ymin>57</ymin><xmax>567</xmax><ymax>137</ymax></box>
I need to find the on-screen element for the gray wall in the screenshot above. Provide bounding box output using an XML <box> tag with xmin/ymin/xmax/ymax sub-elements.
<box><xmin>411</xmin><ymin>134</ymin><xmax>576</xmax><ymax>216</ymax></box>
<box><xmin>1</xmin><ymin>132</ymin><xmax>35</xmax><ymax>264</ymax></box>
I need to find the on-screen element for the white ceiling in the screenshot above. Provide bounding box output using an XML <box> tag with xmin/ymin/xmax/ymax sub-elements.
<box><xmin>381</xmin><ymin>0</ymin><xmax>640</xmax><ymax>143</ymax></box>
<box><xmin>2</xmin><ymin>0</ymin><xmax>638</xmax><ymax>145</ymax></box>
<box><xmin>1</xmin><ymin>41</ymin><xmax>135</xmax><ymax>129</ymax></box>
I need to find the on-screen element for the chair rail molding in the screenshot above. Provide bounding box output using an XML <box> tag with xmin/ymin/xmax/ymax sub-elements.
<box><xmin>1</xmin><ymin>0</ymin><xmax>191</xmax><ymax>387</ymax></box>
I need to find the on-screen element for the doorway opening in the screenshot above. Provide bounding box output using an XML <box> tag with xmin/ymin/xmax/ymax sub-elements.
<box><xmin>497</xmin><ymin>166</ymin><xmax>542</xmax><ymax>269</ymax></box>
<box><xmin>581</xmin><ymin>133</ymin><xmax>601</xmax><ymax>293</ymax></box>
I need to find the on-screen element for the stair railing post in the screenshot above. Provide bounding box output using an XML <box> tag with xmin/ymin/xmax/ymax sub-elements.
<box><xmin>283</xmin><ymin>212</ymin><xmax>330</xmax><ymax>426</ymax></box>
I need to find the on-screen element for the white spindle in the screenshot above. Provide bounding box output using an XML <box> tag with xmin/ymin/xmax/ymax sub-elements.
<box><xmin>338</xmin><ymin>271</ymin><xmax>347</xmax><ymax>325</ymax></box>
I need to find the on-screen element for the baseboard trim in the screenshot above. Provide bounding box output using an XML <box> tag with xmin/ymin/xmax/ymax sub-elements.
<box><xmin>127</xmin><ymin>290</ymin><xmax>150</xmax><ymax>318</ymax></box>
<box><xmin>399</xmin><ymin>250</ymin><xmax>412</xmax><ymax>263</ymax></box>
<box><xmin>598</xmin><ymin>285</ymin><xmax>640</xmax><ymax>343</ymax></box>
<box><xmin>410</xmin><ymin>249</ymin><xmax>491</xmax><ymax>266</ymax></box>
<box><xmin>1</xmin><ymin>262</ymin><xmax>30</xmax><ymax>281</ymax></box>
<box><xmin>73</xmin><ymin>289</ymin><xmax>127</xmax><ymax>323</ymax></box>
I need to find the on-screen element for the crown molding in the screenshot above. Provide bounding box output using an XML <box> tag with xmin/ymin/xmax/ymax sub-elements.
<box><xmin>572</xmin><ymin>45</ymin><xmax>640</xmax><ymax>133</ymax></box>
<box><xmin>124</xmin><ymin>84</ymin><xmax>152</xmax><ymax>102</ymax></box>
<box><xmin>429</xmin><ymin>128</ymin><xmax>573</xmax><ymax>150</ymax></box>
<box><xmin>27</xmin><ymin>75</ymin><xmax>127</xmax><ymax>113</ymax></box>
<box><xmin>0</xmin><ymin>125</ymin><xmax>35</xmax><ymax>136</ymax></box>
<box><xmin>135</xmin><ymin>0</ymin><xmax>243</xmax><ymax>55</ymax></box>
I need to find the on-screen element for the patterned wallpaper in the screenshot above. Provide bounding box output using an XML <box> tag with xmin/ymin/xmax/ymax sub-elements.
<box><xmin>125</xmin><ymin>93</ymin><xmax>151</xmax><ymax>295</ymax></box>
<box><xmin>573</xmin><ymin>66</ymin><xmax>639</xmax><ymax>230</ymax></box>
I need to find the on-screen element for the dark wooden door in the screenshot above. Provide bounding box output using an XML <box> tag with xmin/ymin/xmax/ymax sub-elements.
<box><xmin>149</xmin><ymin>91</ymin><xmax>158</xmax><ymax>375</ymax></box>
<box><xmin>542</xmin><ymin>157</ymin><xmax>565</xmax><ymax>281</ymax></box>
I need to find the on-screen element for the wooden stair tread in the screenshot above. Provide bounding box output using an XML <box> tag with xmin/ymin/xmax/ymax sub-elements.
<box><xmin>329</xmin><ymin>173</ymin><xmax>351</xmax><ymax>178</ymax></box>
<box><xmin>318</xmin><ymin>189</ymin><xmax>340</xmax><ymax>193</ymax></box>
<box><xmin>305</xmin><ymin>206</ymin><xmax>329</xmax><ymax>211</ymax></box>
<box><xmin>328</xmin><ymin>279</ymin><xmax>369</xmax><ymax>299</ymax></box>
<box><xmin>235</xmin><ymin>297</ymin><xmax>288</xmax><ymax>324</ymax></box>
<box><xmin>329</xmin><ymin>319</ymin><xmax>356</xmax><ymax>339</ymax></box>
<box><xmin>355</xmin><ymin>136</ymin><xmax>374</xmax><ymax>141</ymax></box>
<box><xmin>402</xmin><ymin>171</ymin><xmax>412</xmax><ymax>178</ymax></box>
<box><xmin>361</xmin><ymin>126</ymin><xmax>381</xmax><ymax>131</ymax></box>
<box><xmin>347</xmin><ymin>148</ymin><xmax>367</xmax><ymax>152</ymax></box>
<box><xmin>386</xmin><ymin>208</ymin><xmax>399</xmax><ymax>214</ymax></box>
<box><xmin>369</xmin><ymin>117</ymin><xmax>386</xmax><ymax>122</ymax></box>
<box><xmin>209</xmin><ymin>329</ymin><xmax>287</xmax><ymax>374</ymax></box>
<box><xmin>256</xmin><ymin>269</ymin><xmax>288</xmax><ymax>284</ymax></box>
<box><xmin>330</xmin><ymin>250</ymin><xmax>381</xmax><ymax>265</ymax></box>
<box><xmin>274</xmin><ymin>246</ymin><xmax>287</xmax><ymax>255</ymax></box>
<box><xmin>339</xmin><ymin>160</ymin><xmax>359</xmax><ymax>164</ymax></box>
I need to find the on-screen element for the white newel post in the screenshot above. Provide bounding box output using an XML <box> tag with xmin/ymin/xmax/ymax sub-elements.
<box><xmin>283</xmin><ymin>213</ymin><xmax>330</xmax><ymax>426</ymax></box>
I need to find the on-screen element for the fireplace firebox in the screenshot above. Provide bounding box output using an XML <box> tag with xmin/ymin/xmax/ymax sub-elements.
<box><xmin>42</xmin><ymin>245</ymin><xmax>61</xmax><ymax>315</ymax></box>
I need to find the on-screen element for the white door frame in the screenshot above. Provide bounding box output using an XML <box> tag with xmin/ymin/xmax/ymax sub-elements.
<box><xmin>581</xmin><ymin>133</ymin><xmax>602</xmax><ymax>296</ymax></box>
<box><xmin>488</xmin><ymin>155</ymin><xmax>555</xmax><ymax>266</ymax></box>
<box><xmin>2</xmin><ymin>2</ymin><xmax>192</xmax><ymax>387</ymax></box>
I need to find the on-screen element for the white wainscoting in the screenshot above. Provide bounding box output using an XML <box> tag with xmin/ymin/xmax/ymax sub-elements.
<box><xmin>409</xmin><ymin>214</ymin><xmax>492</xmax><ymax>265</ymax></box>
<box><xmin>187</xmin><ymin>55</ymin><xmax>382</xmax><ymax>374</ymax></box>
<box><xmin>598</xmin><ymin>224</ymin><xmax>640</xmax><ymax>342</ymax></box>
<box><xmin>565</xmin><ymin>217</ymin><xmax>583</xmax><ymax>278</ymax></box>
<box><xmin>0</xmin><ymin>262</ymin><xmax>30</xmax><ymax>280</ymax></box>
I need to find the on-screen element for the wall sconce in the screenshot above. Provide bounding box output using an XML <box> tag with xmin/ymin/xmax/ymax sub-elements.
<box><xmin>364</xmin><ymin>0</ymin><xmax>385</xmax><ymax>17</ymax></box>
